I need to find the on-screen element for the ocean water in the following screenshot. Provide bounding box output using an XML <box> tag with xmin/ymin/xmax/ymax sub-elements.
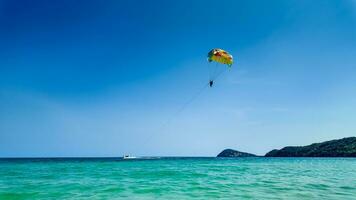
<box><xmin>1</xmin><ymin>157</ymin><xmax>356</xmax><ymax>199</ymax></box>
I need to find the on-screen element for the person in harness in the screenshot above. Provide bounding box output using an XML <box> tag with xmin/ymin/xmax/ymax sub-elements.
<box><xmin>209</xmin><ymin>80</ymin><xmax>214</xmax><ymax>87</ymax></box>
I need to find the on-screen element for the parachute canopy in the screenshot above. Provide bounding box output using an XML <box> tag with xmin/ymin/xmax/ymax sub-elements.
<box><xmin>207</xmin><ymin>48</ymin><xmax>233</xmax><ymax>67</ymax></box>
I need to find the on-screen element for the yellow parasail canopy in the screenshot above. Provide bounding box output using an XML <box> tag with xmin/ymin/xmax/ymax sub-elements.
<box><xmin>207</xmin><ymin>48</ymin><xmax>233</xmax><ymax>67</ymax></box>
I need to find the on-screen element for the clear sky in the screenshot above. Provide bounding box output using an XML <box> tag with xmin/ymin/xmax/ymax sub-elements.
<box><xmin>1</xmin><ymin>0</ymin><xmax>356</xmax><ymax>157</ymax></box>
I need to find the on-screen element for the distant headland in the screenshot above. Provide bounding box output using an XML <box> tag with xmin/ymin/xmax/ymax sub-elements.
<box><xmin>217</xmin><ymin>149</ymin><xmax>257</xmax><ymax>157</ymax></box>
<box><xmin>217</xmin><ymin>137</ymin><xmax>356</xmax><ymax>157</ymax></box>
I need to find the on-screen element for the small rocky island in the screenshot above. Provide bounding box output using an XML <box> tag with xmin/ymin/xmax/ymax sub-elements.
<box><xmin>217</xmin><ymin>137</ymin><xmax>356</xmax><ymax>157</ymax></box>
<box><xmin>217</xmin><ymin>149</ymin><xmax>257</xmax><ymax>157</ymax></box>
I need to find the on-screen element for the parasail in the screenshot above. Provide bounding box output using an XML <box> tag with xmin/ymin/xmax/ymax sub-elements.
<box><xmin>207</xmin><ymin>48</ymin><xmax>233</xmax><ymax>67</ymax></box>
<box><xmin>207</xmin><ymin>48</ymin><xmax>234</xmax><ymax>87</ymax></box>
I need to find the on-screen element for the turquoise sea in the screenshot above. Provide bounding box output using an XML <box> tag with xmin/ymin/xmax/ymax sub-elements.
<box><xmin>1</xmin><ymin>157</ymin><xmax>356</xmax><ymax>199</ymax></box>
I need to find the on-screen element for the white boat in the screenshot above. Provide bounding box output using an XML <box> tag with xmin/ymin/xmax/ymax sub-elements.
<box><xmin>123</xmin><ymin>155</ymin><xmax>137</xmax><ymax>159</ymax></box>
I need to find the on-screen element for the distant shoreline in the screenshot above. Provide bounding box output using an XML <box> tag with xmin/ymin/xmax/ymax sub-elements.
<box><xmin>218</xmin><ymin>137</ymin><xmax>356</xmax><ymax>158</ymax></box>
<box><xmin>2</xmin><ymin>137</ymin><xmax>355</xmax><ymax>159</ymax></box>
<box><xmin>1</xmin><ymin>157</ymin><xmax>356</xmax><ymax>161</ymax></box>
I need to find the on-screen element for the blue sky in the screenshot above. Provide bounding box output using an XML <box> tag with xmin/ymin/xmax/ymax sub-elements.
<box><xmin>1</xmin><ymin>0</ymin><xmax>356</xmax><ymax>157</ymax></box>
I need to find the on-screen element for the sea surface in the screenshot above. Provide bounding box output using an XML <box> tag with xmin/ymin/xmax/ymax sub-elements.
<box><xmin>1</xmin><ymin>157</ymin><xmax>356</xmax><ymax>199</ymax></box>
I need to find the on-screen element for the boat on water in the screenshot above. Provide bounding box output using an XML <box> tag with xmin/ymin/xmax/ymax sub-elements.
<box><xmin>123</xmin><ymin>155</ymin><xmax>137</xmax><ymax>159</ymax></box>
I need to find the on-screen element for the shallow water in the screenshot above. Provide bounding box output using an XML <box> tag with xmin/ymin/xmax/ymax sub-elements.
<box><xmin>1</xmin><ymin>157</ymin><xmax>356</xmax><ymax>199</ymax></box>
